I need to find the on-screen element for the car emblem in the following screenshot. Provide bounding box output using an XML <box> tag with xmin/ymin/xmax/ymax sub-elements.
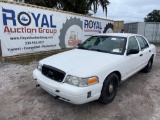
<box><xmin>48</xmin><ymin>71</ymin><xmax>53</xmax><ymax>76</ymax></box>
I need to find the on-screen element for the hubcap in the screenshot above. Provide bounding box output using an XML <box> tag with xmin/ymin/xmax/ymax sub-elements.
<box><xmin>109</xmin><ymin>84</ymin><xmax>114</xmax><ymax>94</ymax></box>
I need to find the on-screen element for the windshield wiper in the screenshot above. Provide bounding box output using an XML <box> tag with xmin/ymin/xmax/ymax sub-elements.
<box><xmin>90</xmin><ymin>48</ymin><xmax>109</xmax><ymax>53</ymax></box>
<box><xmin>78</xmin><ymin>47</ymin><xmax>109</xmax><ymax>53</ymax></box>
<box><xmin>78</xmin><ymin>46</ymin><xmax>90</xmax><ymax>50</ymax></box>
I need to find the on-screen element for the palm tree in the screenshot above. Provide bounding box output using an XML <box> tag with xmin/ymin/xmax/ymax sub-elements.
<box><xmin>90</xmin><ymin>0</ymin><xmax>109</xmax><ymax>17</ymax></box>
<box><xmin>24</xmin><ymin>0</ymin><xmax>110</xmax><ymax>17</ymax></box>
<box><xmin>99</xmin><ymin>0</ymin><xmax>110</xmax><ymax>17</ymax></box>
<box><xmin>58</xmin><ymin>0</ymin><xmax>109</xmax><ymax>16</ymax></box>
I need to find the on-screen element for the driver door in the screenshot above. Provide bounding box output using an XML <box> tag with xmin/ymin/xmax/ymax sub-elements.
<box><xmin>125</xmin><ymin>36</ymin><xmax>141</xmax><ymax>77</ymax></box>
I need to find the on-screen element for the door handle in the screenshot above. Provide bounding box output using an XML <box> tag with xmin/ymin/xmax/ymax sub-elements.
<box><xmin>140</xmin><ymin>54</ymin><xmax>143</xmax><ymax>57</ymax></box>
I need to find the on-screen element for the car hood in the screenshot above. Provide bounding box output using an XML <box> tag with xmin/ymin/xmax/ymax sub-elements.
<box><xmin>40</xmin><ymin>49</ymin><xmax>123</xmax><ymax>77</ymax></box>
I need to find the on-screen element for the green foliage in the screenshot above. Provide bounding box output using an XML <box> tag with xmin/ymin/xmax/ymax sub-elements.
<box><xmin>24</xmin><ymin>0</ymin><xmax>60</xmax><ymax>8</ymax></box>
<box><xmin>59</xmin><ymin>0</ymin><xmax>90</xmax><ymax>14</ymax></box>
<box><xmin>150</xmin><ymin>42</ymin><xmax>160</xmax><ymax>46</ymax></box>
<box><xmin>24</xmin><ymin>0</ymin><xmax>109</xmax><ymax>16</ymax></box>
<box><xmin>144</xmin><ymin>10</ymin><xmax>160</xmax><ymax>22</ymax></box>
<box><xmin>98</xmin><ymin>0</ymin><xmax>110</xmax><ymax>16</ymax></box>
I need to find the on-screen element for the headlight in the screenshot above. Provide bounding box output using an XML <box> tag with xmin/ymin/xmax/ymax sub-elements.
<box><xmin>37</xmin><ymin>63</ymin><xmax>42</xmax><ymax>71</ymax></box>
<box><xmin>65</xmin><ymin>75</ymin><xmax>99</xmax><ymax>87</ymax></box>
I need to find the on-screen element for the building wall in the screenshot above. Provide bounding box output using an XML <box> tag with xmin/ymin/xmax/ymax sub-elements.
<box><xmin>144</xmin><ymin>23</ymin><xmax>160</xmax><ymax>42</ymax></box>
<box><xmin>124</xmin><ymin>22</ymin><xmax>138</xmax><ymax>34</ymax></box>
<box><xmin>113</xmin><ymin>21</ymin><xmax>124</xmax><ymax>33</ymax></box>
<box><xmin>124</xmin><ymin>22</ymin><xmax>160</xmax><ymax>42</ymax></box>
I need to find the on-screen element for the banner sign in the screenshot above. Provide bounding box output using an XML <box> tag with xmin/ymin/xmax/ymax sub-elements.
<box><xmin>0</xmin><ymin>2</ymin><xmax>113</xmax><ymax>57</ymax></box>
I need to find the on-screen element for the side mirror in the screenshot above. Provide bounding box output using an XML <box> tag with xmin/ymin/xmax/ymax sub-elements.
<box><xmin>127</xmin><ymin>49</ymin><xmax>139</xmax><ymax>55</ymax></box>
<box><xmin>77</xmin><ymin>43</ymin><xmax>81</xmax><ymax>47</ymax></box>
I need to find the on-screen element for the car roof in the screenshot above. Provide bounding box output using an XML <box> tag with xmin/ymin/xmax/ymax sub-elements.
<box><xmin>94</xmin><ymin>33</ymin><xmax>141</xmax><ymax>37</ymax></box>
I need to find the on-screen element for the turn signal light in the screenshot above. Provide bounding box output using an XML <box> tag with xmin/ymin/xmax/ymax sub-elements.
<box><xmin>88</xmin><ymin>77</ymin><xmax>99</xmax><ymax>85</ymax></box>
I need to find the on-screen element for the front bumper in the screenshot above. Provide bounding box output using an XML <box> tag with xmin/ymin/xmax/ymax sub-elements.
<box><xmin>33</xmin><ymin>69</ymin><xmax>102</xmax><ymax>104</ymax></box>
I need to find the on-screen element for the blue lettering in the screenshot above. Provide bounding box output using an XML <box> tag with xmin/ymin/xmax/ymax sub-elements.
<box><xmin>100</xmin><ymin>22</ymin><xmax>102</xmax><ymax>29</ymax></box>
<box><xmin>2</xmin><ymin>8</ymin><xmax>16</xmax><ymax>26</ymax></box>
<box><xmin>50</xmin><ymin>15</ymin><xmax>56</xmax><ymax>28</ymax></box>
<box><xmin>96</xmin><ymin>22</ymin><xmax>99</xmax><ymax>29</ymax></box>
<box><xmin>94</xmin><ymin>22</ymin><xmax>97</xmax><ymax>29</ymax></box>
<box><xmin>31</xmin><ymin>13</ymin><xmax>40</xmax><ymax>27</ymax></box>
<box><xmin>41</xmin><ymin>15</ymin><xmax>49</xmax><ymax>27</ymax></box>
<box><xmin>84</xmin><ymin>20</ymin><xmax>102</xmax><ymax>29</ymax></box>
<box><xmin>89</xmin><ymin>20</ymin><xmax>93</xmax><ymax>28</ymax></box>
<box><xmin>84</xmin><ymin>20</ymin><xmax>88</xmax><ymax>28</ymax></box>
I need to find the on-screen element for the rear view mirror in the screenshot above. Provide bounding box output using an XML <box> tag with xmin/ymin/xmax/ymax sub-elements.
<box><xmin>127</xmin><ymin>49</ymin><xmax>139</xmax><ymax>55</ymax></box>
<box><xmin>77</xmin><ymin>43</ymin><xmax>81</xmax><ymax>47</ymax></box>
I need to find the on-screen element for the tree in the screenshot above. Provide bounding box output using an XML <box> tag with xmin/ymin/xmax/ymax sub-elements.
<box><xmin>24</xmin><ymin>0</ymin><xmax>60</xmax><ymax>9</ymax></box>
<box><xmin>144</xmin><ymin>10</ymin><xmax>160</xmax><ymax>22</ymax></box>
<box><xmin>92</xmin><ymin>0</ymin><xmax>110</xmax><ymax>17</ymax></box>
<box><xmin>24</xmin><ymin>0</ymin><xmax>110</xmax><ymax>17</ymax></box>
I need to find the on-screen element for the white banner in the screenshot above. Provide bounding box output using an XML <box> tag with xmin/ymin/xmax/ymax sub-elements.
<box><xmin>0</xmin><ymin>2</ymin><xmax>113</xmax><ymax>57</ymax></box>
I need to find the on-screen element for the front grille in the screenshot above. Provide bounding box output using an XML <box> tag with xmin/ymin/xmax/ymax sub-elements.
<box><xmin>42</xmin><ymin>64</ymin><xmax>66</xmax><ymax>82</ymax></box>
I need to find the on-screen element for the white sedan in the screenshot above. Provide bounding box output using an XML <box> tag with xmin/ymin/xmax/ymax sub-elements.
<box><xmin>33</xmin><ymin>33</ymin><xmax>156</xmax><ymax>104</ymax></box>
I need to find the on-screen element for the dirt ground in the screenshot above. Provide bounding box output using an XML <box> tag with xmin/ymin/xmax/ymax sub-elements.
<box><xmin>0</xmin><ymin>47</ymin><xmax>160</xmax><ymax>120</ymax></box>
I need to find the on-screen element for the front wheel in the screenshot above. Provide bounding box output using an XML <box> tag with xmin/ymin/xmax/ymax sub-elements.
<box><xmin>99</xmin><ymin>73</ymin><xmax>119</xmax><ymax>104</ymax></box>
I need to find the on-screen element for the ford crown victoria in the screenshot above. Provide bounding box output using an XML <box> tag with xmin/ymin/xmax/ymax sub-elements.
<box><xmin>33</xmin><ymin>33</ymin><xmax>156</xmax><ymax>104</ymax></box>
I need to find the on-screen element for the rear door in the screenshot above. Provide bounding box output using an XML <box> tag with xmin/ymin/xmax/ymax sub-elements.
<box><xmin>136</xmin><ymin>36</ymin><xmax>150</xmax><ymax>67</ymax></box>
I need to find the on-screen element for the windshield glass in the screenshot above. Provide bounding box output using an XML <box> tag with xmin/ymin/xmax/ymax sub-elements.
<box><xmin>78</xmin><ymin>36</ymin><xmax>127</xmax><ymax>55</ymax></box>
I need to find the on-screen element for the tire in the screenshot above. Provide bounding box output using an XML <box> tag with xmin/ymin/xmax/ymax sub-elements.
<box><xmin>99</xmin><ymin>73</ymin><xmax>119</xmax><ymax>104</ymax></box>
<box><xmin>143</xmin><ymin>57</ymin><xmax>153</xmax><ymax>73</ymax></box>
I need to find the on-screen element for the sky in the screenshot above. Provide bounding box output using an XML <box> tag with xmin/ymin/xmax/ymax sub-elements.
<box><xmin>95</xmin><ymin>0</ymin><xmax>160</xmax><ymax>23</ymax></box>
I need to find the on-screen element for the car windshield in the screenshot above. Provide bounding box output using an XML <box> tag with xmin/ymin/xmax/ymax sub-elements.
<box><xmin>78</xmin><ymin>36</ymin><xmax>127</xmax><ymax>55</ymax></box>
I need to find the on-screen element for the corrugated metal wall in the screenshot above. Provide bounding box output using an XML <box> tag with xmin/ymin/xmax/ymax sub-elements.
<box><xmin>124</xmin><ymin>22</ymin><xmax>160</xmax><ymax>42</ymax></box>
<box><xmin>144</xmin><ymin>23</ymin><xmax>160</xmax><ymax>42</ymax></box>
<box><xmin>0</xmin><ymin>39</ymin><xmax>1</xmax><ymax>55</ymax></box>
<box><xmin>124</xmin><ymin>22</ymin><xmax>138</xmax><ymax>34</ymax></box>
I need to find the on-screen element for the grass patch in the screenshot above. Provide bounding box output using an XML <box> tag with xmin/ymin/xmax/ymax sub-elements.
<box><xmin>1</xmin><ymin>48</ymin><xmax>72</xmax><ymax>65</ymax></box>
<box><xmin>150</xmin><ymin>42</ymin><xmax>160</xmax><ymax>46</ymax></box>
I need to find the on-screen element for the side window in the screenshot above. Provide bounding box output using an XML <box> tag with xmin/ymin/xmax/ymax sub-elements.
<box><xmin>128</xmin><ymin>36</ymin><xmax>139</xmax><ymax>52</ymax></box>
<box><xmin>136</xmin><ymin>36</ymin><xmax>149</xmax><ymax>50</ymax></box>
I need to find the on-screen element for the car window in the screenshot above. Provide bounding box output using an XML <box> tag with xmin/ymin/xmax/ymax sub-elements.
<box><xmin>82</xmin><ymin>36</ymin><xmax>98</xmax><ymax>48</ymax></box>
<box><xmin>127</xmin><ymin>36</ymin><xmax>139</xmax><ymax>52</ymax></box>
<box><xmin>136</xmin><ymin>36</ymin><xmax>149</xmax><ymax>50</ymax></box>
<box><xmin>78</xmin><ymin>36</ymin><xmax>127</xmax><ymax>55</ymax></box>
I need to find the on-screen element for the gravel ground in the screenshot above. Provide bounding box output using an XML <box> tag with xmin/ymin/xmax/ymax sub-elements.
<box><xmin>0</xmin><ymin>47</ymin><xmax>160</xmax><ymax>120</ymax></box>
